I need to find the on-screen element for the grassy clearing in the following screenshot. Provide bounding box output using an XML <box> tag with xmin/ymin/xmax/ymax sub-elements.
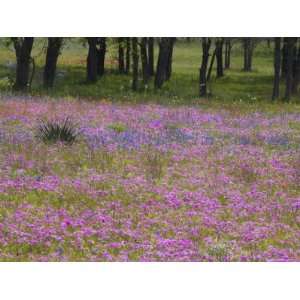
<box><xmin>0</xmin><ymin>38</ymin><xmax>299</xmax><ymax>107</ymax></box>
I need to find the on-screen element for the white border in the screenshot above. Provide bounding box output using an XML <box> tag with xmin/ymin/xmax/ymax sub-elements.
<box><xmin>0</xmin><ymin>0</ymin><xmax>299</xmax><ymax>36</ymax></box>
<box><xmin>0</xmin><ymin>1</ymin><xmax>299</xmax><ymax>299</ymax></box>
<box><xmin>0</xmin><ymin>263</ymin><xmax>299</xmax><ymax>300</ymax></box>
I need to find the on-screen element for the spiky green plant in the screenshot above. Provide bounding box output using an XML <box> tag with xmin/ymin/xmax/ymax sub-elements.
<box><xmin>36</xmin><ymin>117</ymin><xmax>79</xmax><ymax>145</ymax></box>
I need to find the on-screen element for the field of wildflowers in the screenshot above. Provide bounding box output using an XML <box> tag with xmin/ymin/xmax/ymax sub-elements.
<box><xmin>0</xmin><ymin>97</ymin><xmax>299</xmax><ymax>261</ymax></box>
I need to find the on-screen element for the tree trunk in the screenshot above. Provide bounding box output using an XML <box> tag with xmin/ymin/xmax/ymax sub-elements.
<box><xmin>166</xmin><ymin>38</ymin><xmax>175</xmax><ymax>81</ymax></box>
<box><xmin>87</xmin><ymin>37</ymin><xmax>98</xmax><ymax>83</ymax></box>
<box><xmin>284</xmin><ymin>37</ymin><xmax>297</xmax><ymax>101</ymax></box>
<box><xmin>243</xmin><ymin>38</ymin><xmax>254</xmax><ymax>71</ymax></box>
<box><xmin>206</xmin><ymin>48</ymin><xmax>216</xmax><ymax>82</ymax></box>
<box><xmin>224</xmin><ymin>38</ymin><xmax>231</xmax><ymax>69</ymax></box>
<box><xmin>281</xmin><ymin>38</ymin><xmax>288</xmax><ymax>79</ymax></box>
<box><xmin>292</xmin><ymin>41</ymin><xmax>300</xmax><ymax>94</ymax></box>
<box><xmin>140</xmin><ymin>37</ymin><xmax>149</xmax><ymax>84</ymax></box>
<box><xmin>125</xmin><ymin>38</ymin><xmax>131</xmax><ymax>74</ymax></box>
<box><xmin>131</xmin><ymin>37</ymin><xmax>139</xmax><ymax>91</ymax></box>
<box><xmin>248</xmin><ymin>42</ymin><xmax>254</xmax><ymax>71</ymax></box>
<box><xmin>148</xmin><ymin>37</ymin><xmax>154</xmax><ymax>76</ymax></box>
<box><xmin>97</xmin><ymin>37</ymin><xmax>106</xmax><ymax>77</ymax></box>
<box><xmin>154</xmin><ymin>38</ymin><xmax>173</xmax><ymax>89</ymax></box>
<box><xmin>199</xmin><ymin>38</ymin><xmax>211</xmax><ymax>97</ymax></box>
<box><xmin>43</xmin><ymin>38</ymin><xmax>63</xmax><ymax>88</ymax></box>
<box><xmin>12</xmin><ymin>37</ymin><xmax>34</xmax><ymax>91</ymax></box>
<box><xmin>243</xmin><ymin>39</ymin><xmax>248</xmax><ymax>71</ymax></box>
<box><xmin>118</xmin><ymin>38</ymin><xmax>125</xmax><ymax>74</ymax></box>
<box><xmin>216</xmin><ymin>38</ymin><xmax>224</xmax><ymax>78</ymax></box>
<box><xmin>272</xmin><ymin>37</ymin><xmax>281</xmax><ymax>100</ymax></box>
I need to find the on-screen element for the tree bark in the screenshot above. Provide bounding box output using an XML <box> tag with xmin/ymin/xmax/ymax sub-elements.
<box><xmin>154</xmin><ymin>38</ymin><xmax>173</xmax><ymax>89</ymax></box>
<box><xmin>87</xmin><ymin>37</ymin><xmax>98</xmax><ymax>83</ymax></box>
<box><xmin>216</xmin><ymin>38</ymin><xmax>224</xmax><ymax>78</ymax></box>
<box><xmin>206</xmin><ymin>48</ymin><xmax>216</xmax><ymax>82</ymax></box>
<box><xmin>148</xmin><ymin>37</ymin><xmax>154</xmax><ymax>76</ymax></box>
<box><xmin>12</xmin><ymin>37</ymin><xmax>34</xmax><ymax>91</ymax></box>
<box><xmin>125</xmin><ymin>38</ymin><xmax>131</xmax><ymax>74</ymax></box>
<box><xmin>281</xmin><ymin>38</ymin><xmax>288</xmax><ymax>79</ymax></box>
<box><xmin>118</xmin><ymin>38</ymin><xmax>125</xmax><ymax>74</ymax></box>
<box><xmin>131</xmin><ymin>37</ymin><xmax>139</xmax><ymax>91</ymax></box>
<box><xmin>43</xmin><ymin>38</ymin><xmax>63</xmax><ymax>88</ymax></box>
<box><xmin>199</xmin><ymin>38</ymin><xmax>211</xmax><ymax>97</ymax></box>
<box><xmin>284</xmin><ymin>37</ymin><xmax>297</xmax><ymax>101</ymax></box>
<box><xmin>243</xmin><ymin>38</ymin><xmax>254</xmax><ymax>71</ymax></box>
<box><xmin>140</xmin><ymin>37</ymin><xmax>149</xmax><ymax>84</ymax></box>
<box><xmin>272</xmin><ymin>37</ymin><xmax>281</xmax><ymax>100</ymax></box>
<box><xmin>292</xmin><ymin>41</ymin><xmax>300</xmax><ymax>94</ymax></box>
<box><xmin>166</xmin><ymin>38</ymin><xmax>175</xmax><ymax>81</ymax></box>
<box><xmin>97</xmin><ymin>37</ymin><xmax>106</xmax><ymax>77</ymax></box>
<box><xmin>224</xmin><ymin>38</ymin><xmax>232</xmax><ymax>69</ymax></box>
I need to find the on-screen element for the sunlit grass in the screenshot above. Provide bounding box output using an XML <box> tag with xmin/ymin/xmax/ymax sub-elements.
<box><xmin>0</xmin><ymin>38</ymin><xmax>299</xmax><ymax>105</ymax></box>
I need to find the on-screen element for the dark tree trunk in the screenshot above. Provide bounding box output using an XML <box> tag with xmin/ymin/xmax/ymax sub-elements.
<box><xmin>243</xmin><ymin>38</ymin><xmax>254</xmax><ymax>71</ymax></box>
<box><xmin>216</xmin><ymin>38</ymin><xmax>224</xmax><ymax>78</ymax></box>
<box><xmin>248</xmin><ymin>43</ymin><xmax>253</xmax><ymax>70</ymax></box>
<box><xmin>281</xmin><ymin>38</ymin><xmax>288</xmax><ymax>79</ymax></box>
<box><xmin>43</xmin><ymin>38</ymin><xmax>63</xmax><ymax>88</ymax></box>
<box><xmin>87</xmin><ymin>37</ymin><xmax>98</xmax><ymax>83</ymax></box>
<box><xmin>292</xmin><ymin>41</ymin><xmax>300</xmax><ymax>94</ymax></box>
<box><xmin>224</xmin><ymin>38</ymin><xmax>232</xmax><ymax>69</ymax></box>
<box><xmin>97</xmin><ymin>37</ymin><xmax>106</xmax><ymax>77</ymax></box>
<box><xmin>131</xmin><ymin>37</ymin><xmax>139</xmax><ymax>91</ymax></box>
<box><xmin>284</xmin><ymin>38</ymin><xmax>297</xmax><ymax>101</ymax></box>
<box><xmin>148</xmin><ymin>37</ymin><xmax>154</xmax><ymax>76</ymax></box>
<box><xmin>206</xmin><ymin>48</ymin><xmax>216</xmax><ymax>82</ymax></box>
<box><xmin>166</xmin><ymin>38</ymin><xmax>176</xmax><ymax>81</ymax></box>
<box><xmin>118</xmin><ymin>38</ymin><xmax>125</xmax><ymax>74</ymax></box>
<box><xmin>125</xmin><ymin>38</ymin><xmax>131</xmax><ymax>74</ymax></box>
<box><xmin>154</xmin><ymin>38</ymin><xmax>173</xmax><ymax>89</ymax></box>
<box><xmin>272</xmin><ymin>37</ymin><xmax>281</xmax><ymax>100</ymax></box>
<box><xmin>12</xmin><ymin>37</ymin><xmax>34</xmax><ymax>91</ymax></box>
<box><xmin>199</xmin><ymin>37</ymin><xmax>211</xmax><ymax>97</ymax></box>
<box><xmin>243</xmin><ymin>39</ymin><xmax>248</xmax><ymax>71</ymax></box>
<box><xmin>140</xmin><ymin>37</ymin><xmax>149</xmax><ymax>84</ymax></box>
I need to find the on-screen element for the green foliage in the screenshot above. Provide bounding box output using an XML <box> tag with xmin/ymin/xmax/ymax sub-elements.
<box><xmin>0</xmin><ymin>38</ymin><xmax>14</xmax><ymax>48</ymax></box>
<box><xmin>0</xmin><ymin>76</ymin><xmax>13</xmax><ymax>90</ymax></box>
<box><xmin>207</xmin><ymin>242</ymin><xmax>230</xmax><ymax>261</ymax></box>
<box><xmin>107</xmin><ymin>122</ymin><xmax>127</xmax><ymax>133</ymax></box>
<box><xmin>36</xmin><ymin>117</ymin><xmax>79</xmax><ymax>145</ymax></box>
<box><xmin>0</xmin><ymin>38</ymin><xmax>299</xmax><ymax>104</ymax></box>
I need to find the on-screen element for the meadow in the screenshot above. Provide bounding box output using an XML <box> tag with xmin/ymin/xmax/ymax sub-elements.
<box><xmin>0</xmin><ymin>40</ymin><xmax>300</xmax><ymax>261</ymax></box>
<box><xmin>0</xmin><ymin>38</ymin><xmax>298</xmax><ymax>104</ymax></box>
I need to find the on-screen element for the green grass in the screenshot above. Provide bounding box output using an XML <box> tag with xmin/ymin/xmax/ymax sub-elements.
<box><xmin>0</xmin><ymin>38</ymin><xmax>299</xmax><ymax>107</ymax></box>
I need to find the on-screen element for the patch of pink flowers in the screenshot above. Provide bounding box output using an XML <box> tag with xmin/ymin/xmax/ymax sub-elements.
<box><xmin>0</xmin><ymin>97</ymin><xmax>299</xmax><ymax>261</ymax></box>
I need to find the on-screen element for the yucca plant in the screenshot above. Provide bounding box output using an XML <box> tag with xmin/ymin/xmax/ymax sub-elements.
<box><xmin>36</xmin><ymin>117</ymin><xmax>79</xmax><ymax>145</ymax></box>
